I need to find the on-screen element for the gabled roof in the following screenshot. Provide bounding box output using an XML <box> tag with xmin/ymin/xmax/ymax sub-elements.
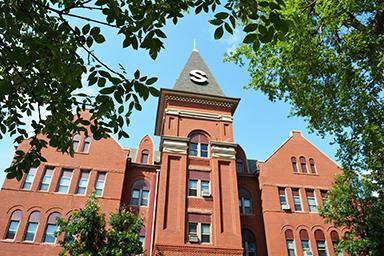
<box><xmin>173</xmin><ymin>50</ymin><xmax>225</xmax><ymax>96</ymax></box>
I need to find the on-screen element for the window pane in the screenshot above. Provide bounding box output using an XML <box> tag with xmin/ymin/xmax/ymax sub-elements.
<box><xmin>201</xmin><ymin>224</ymin><xmax>210</xmax><ymax>243</ymax></box>
<box><xmin>5</xmin><ymin>220</ymin><xmax>19</xmax><ymax>239</ymax></box>
<box><xmin>188</xmin><ymin>180</ymin><xmax>198</xmax><ymax>196</ymax></box>
<box><xmin>141</xmin><ymin>190</ymin><xmax>149</xmax><ymax>206</ymax></box>
<box><xmin>201</xmin><ymin>181</ymin><xmax>209</xmax><ymax>193</ymax></box>
<box><xmin>131</xmin><ymin>189</ymin><xmax>140</xmax><ymax>205</ymax></box>
<box><xmin>280</xmin><ymin>195</ymin><xmax>287</xmax><ymax>205</ymax></box>
<box><xmin>139</xmin><ymin>235</ymin><xmax>145</xmax><ymax>247</ymax></box>
<box><xmin>293</xmin><ymin>197</ymin><xmax>302</xmax><ymax>211</ymax></box>
<box><xmin>43</xmin><ymin>224</ymin><xmax>57</xmax><ymax>243</ymax></box>
<box><xmin>189</xmin><ymin>143</ymin><xmax>198</xmax><ymax>156</ymax></box>
<box><xmin>24</xmin><ymin>222</ymin><xmax>38</xmax><ymax>241</ymax></box>
<box><xmin>301</xmin><ymin>240</ymin><xmax>310</xmax><ymax>251</ymax></box>
<box><xmin>188</xmin><ymin>223</ymin><xmax>197</xmax><ymax>234</ymax></box>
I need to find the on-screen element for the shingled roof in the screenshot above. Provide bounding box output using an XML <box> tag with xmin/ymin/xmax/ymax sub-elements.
<box><xmin>173</xmin><ymin>50</ymin><xmax>225</xmax><ymax>96</ymax></box>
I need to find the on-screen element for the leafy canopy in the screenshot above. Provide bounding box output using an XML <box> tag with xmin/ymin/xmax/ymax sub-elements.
<box><xmin>0</xmin><ymin>0</ymin><xmax>288</xmax><ymax>180</ymax></box>
<box><xmin>226</xmin><ymin>0</ymin><xmax>384</xmax><ymax>254</ymax></box>
<box><xmin>56</xmin><ymin>193</ymin><xmax>143</xmax><ymax>256</ymax></box>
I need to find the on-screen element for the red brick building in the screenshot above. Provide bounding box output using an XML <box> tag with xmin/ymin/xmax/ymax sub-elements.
<box><xmin>0</xmin><ymin>50</ymin><xmax>344</xmax><ymax>256</ymax></box>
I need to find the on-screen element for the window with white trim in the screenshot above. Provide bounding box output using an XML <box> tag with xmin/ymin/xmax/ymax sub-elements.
<box><xmin>76</xmin><ymin>170</ymin><xmax>90</xmax><ymax>195</ymax></box>
<box><xmin>306</xmin><ymin>189</ymin><xmax>317</xmax><ymax>212</ymax></box>
<box><xmin>5</xmin><ymin>210</ymin><xmax>22</xmax><ymax>240</ymax></box>
<box><xmin>278</xmin><ymin>187</ymin><xmax>288</xmax><ymax>208</ymax></box>
<box><xmin>300</xmin><ymin>229</ymin><xmax>311</xmax><ymax>253</ymax></box>
<box><xmin>43</xmin><ymin>212</ymin><xmax>61</xmax><ymax>244</ymax></box>
<box><xmin>315</xmin><ymin>230</ymin><xmax>328</xmax><ymax>256</ymax></box>
<box><xmin>24</xmin><ymin>211</ymin><xmax>41</xmax><ymax>242</ymax></box>
<box><xmin>187</xmin><ymin>214</ymin><xmax>211</xmax><ymax>244</ymax></box>
<box><xmin>81</xmin><ymin>136</ymin><xmax>91</xmax><ymax>153</ymax></box>
<box><xmin>39</xmin><ymin>167</ymin><xmax>54</xmax><ymax>191</ymax></box>
<box><xmin>188</xmin><ymin>171</ymin><xmax>210</xmax><ymax>198</ymax></box>
<box><xmin>189</xmin><ymin>133</ymin><xmax>209</xmax><ymax>158</ymax></box>
<box><xmin>72</xmin><ymin>134</ymin><xmax>81</xmax><ymax>152</ymax></box>
<box><xmin>130</xmin><ymin>179</ymin><xmax>150</xmax><ymax>206</ymax></box>
<box><xmin>292</xmin><ymin>188</ymin><xmax>302</xmax><ymax>211</ymax></box>
<box><xmin>94</xmin><ymin>172</ymin><xmax>106</xmax><ymax>197</ymax></box>
<box><xmin>56</xmin><ymin>169</ymin><xmax>73</xmax><ymax>193</ymax></box>
<box><xmin>22</xmin><ymin>167</ymin><xmax>37</xmax><ymax>190</ymax></box>
<box><xmin>285</xmin><ymin>229</ymin><xmax>296</xmax><ymax>256</ymax></box>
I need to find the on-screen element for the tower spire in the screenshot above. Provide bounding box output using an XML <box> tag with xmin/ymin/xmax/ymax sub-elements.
<box><xmin>193</xmin><ymin>39</ymin><xmax>198</xmax><ymax>52</ymax></box>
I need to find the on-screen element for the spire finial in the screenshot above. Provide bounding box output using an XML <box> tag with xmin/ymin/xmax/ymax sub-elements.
<box><xmin>193</xmin><ymin>39</ymin><xmax>198</xmax><ymax>52</ymax></box>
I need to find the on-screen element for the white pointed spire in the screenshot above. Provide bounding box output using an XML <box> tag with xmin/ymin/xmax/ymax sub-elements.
<box><xmin>192</xmin><ymin>39</ymin><xmax>198</xmax><ymax>52</ymax></box>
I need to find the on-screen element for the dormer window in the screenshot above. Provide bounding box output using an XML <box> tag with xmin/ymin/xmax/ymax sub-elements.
<box><xmin>72</xmin><ymin>134</ymin><xmax>81</xmax><ymax>152</ymax></box>
<box><xmin>189</xmin><ymin>133</ymin><xmax>209</xmax><ymax>158</ymax></box>
<box><xmin>81</xmin><ymin>136</ymin><xmax>91</xmax><ymax>153</ymax></box>
<box><xmin>141</xmin><ymin>150</ymin><xmax>149</xmax><ymax>164</ymax></box>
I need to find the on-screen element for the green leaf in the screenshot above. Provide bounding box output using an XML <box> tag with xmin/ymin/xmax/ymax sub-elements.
<box><xmin>94</xmin><ymin>34</ymin><xmax>106</xmax><ymax>43</ymax></box>
<box><xmin>215</xmin><ymin>12</ymin><xmax>229</xmax><ymax>19</ymax></box>
<box><xmin>244</xmin><ymin>24</ymin><xmax>258</xmax><ymax>33</ymax></box>
<box><xmin>146</xmin><ymin>77</ymin><xmax>158</xmax><ymax>85</ymax></box>
<box><xmin>209</xmin><ymin>19</ymin><xmax>224</xmax><ymax>26</ymax></box>
<box><xmin>134</xmin><ymin>70</ymin><xmax>140</xmax><ymax>79</ymax></box>
<box><xmin>243</xmin><ymin>33</ymin><xmax>258</xmax><ymax>44</ymax></box>
<box><xmin>90</xmin><ymin>27</ymin><xmax>101</xmax><ymax>36</ymax></box>
<box><xmin>214</xmin><ymin>26</ymin><xmax>224</xmax><ymax>40</ymax></box>
<box><xmin>149</xmin><ymin>87</ymin><xmax>160</xmax><ymax>97</ymax></box>
<box><xmin>225</xmin><ymin>23</ymin><xmax>233</xmax><ymax>34</ymax></box>
<box><xmin>82</xmin><ymin>24</ymin><xmax>90</xmax><ymax>34</ymax></box>
<box><xmin>100</xmin><ymin>87</ymin><xmax>115</xmax><ymax>94</ymax></box>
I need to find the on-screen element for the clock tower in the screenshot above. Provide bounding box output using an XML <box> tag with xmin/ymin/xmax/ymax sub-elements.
<box><xmin>153</xmin><ymin>50</ymin><xmax>243</xmax><ymax>255</ymax></box>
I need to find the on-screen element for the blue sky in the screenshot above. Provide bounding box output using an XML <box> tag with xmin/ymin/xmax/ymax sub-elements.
<box><xmin>0</xmin><ymin>10</ymin><xmax>339</xmax><ymax>185</ymax></box>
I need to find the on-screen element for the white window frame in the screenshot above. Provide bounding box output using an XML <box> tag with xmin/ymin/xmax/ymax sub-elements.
<box><xmin>56</xmin><ymin>169</ymin><xmax>73</xmax><ymax>194</ymax></box>
<box><xmin>39</xmin><ymin>167</ymin><xmax>54</xmax><ymax>192</ymax></box>
<box><xmin>286</xmin><ymin>239</ymin><xmax>296</xmax><ymax>256</ymax></box>
<box><xmin>94</xmin><ymin>172</ymin><xmax>106</xmax><ymax>197</ymax></box>
<box><xmin>22</xmin><ymin>167</ymin><xmax>37</xmax><ymax>190</ymax></box>
<box><xmin>76</xmin><ymin>170</ymin><xmax>90</xmax><ymax>195</ymax></box>
<box><xmin>187</xmin><ymin>222</ymin><xmax>211</xmax><ymax>244</ymax></box>
<box><xmin>243</xmin><ymin>240</ymin><xmax>257</xmax><ymax>256</ymax></box>
<box><xmin>130</xmin><ymin>188</ymin><xmax>150</xmax><ymax>207</ymax></box>
<box><xmin>306</xmin><ymin>190</ymin><xmax>318</xmax><ymax>213</ymax></box>
<box><xmin>189</xmin><ymin>142</ymin><xmax>209</xmax><ymax>158</ymax></box>
<box><xmin>292</xmin><ymin>189</ymin><xmax>303</xmax><ymax>212</ymax></box>
<box><xmin>188</xmin><ymin>179</ymin><xmax>210</xmax><ymax>198</ymax></box>
<box><xmin>316</xmin><ymin>240</ymin><xmax>328</xmax><ymax>256</ymax></box>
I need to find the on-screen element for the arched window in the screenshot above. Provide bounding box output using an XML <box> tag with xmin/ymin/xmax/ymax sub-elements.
<box><xmin>24</xmin><ymin>211</ymin><xmax>41</xmax><ymax>241</ymax></box>
<box><xmin>81</xmin><ymin>136</ymin><xmax>91</xmax><ymax>153</ymax></box>
<box><xmin>189</xmin><ymin>132</ymin><xmax>209</xmax><ymax>158</ymax></box>
<box><xmin>236</xmin><ymin>158</ymin><xmax>244</xmax><ymax>173</ymax></box>
<box><xmin>5</xmin><ymin>210</ymin><xmax>22</xmax><ymax>240</ymax></box>
<box><xmin>239</xmin><ymin>189</ymin><xmax>252</xmax><ymax>214</ymax></box>
<box><xmin>315</xmin><ymin>229</ymin><xmax>327</xmax><ymax>256</ymax></box>
<box><xmin>285</xmin><ymin>229</ymin><xmax>296</xmax><ymax>256</ymax></box>
<box><xmin>309</xmin><ymin>158</ymin><xmax>316</xmax><ymax>174</ymax></box>
<box><xmin>300</xmin><ymin>229</ymin><xmax>311</xmax><ymax>253</ymax></box>
<box><xmin>331</xmin><ymin>231</ymin><xmax>342</xmax><ymax>256</ymax></box>
<box><xmin>43</xmin><ymin>212</ymin><xmax>61</xmax><ymax>244</ymax></box>
<box><xmin>291</xmin><ymin>157</ymin><xmax>298</xmax><ymax>173</ymax></box>
<box><xmin>300</xmin><ymin>156</ymin><xmax>307</xmax><ymax>173</ymax></box>
<box><xmin>242</xmin><ymin>229</ymin><xmax>256</xmax><ymax>256</ymax></box>
<box><xmin>141</xmin><ymin>150</ymin><xmax>149</xmax><ymax>164</ymax></box>
<box><xmin>72</xmin><ymin>134</ymin><xmax>81</xmax><ymax>152</ymax></box>
<box><xmin>130</xmin><ymin>180</ymin><xmax>150</xmax><ymax>207</ymax></box>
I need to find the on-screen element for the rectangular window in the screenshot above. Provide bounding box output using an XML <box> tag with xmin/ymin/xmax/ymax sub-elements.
<box><xmin>95</xmin><ymin>172</ymin><xmax>106</xmax><ymax>197</ymax></box>
<box><xmin>317</xmin><ymin>241</ymin><xmax>327</xmax><ymax>256</ymax></box>
<box><xmin>187</xmin><ymin>222</ymin><xmax>211</xmax><ymax>244</ymax></box>
<box><xmin>321</xmin><ymin>190</ymin><xmax>328</xmax><ymax>201</ymax></box>
<box><xmin>188</xmin><ymin>179</ymin><xmax>210</xmax><ymax>197</ymax></box>
<box><xmin>24</xmin><ymin>222</ymin><xmax>38</xmax><ymax>241</ymax></box>
<box><xmin>131</xmin><ymin>189</ymin><xmax>140</xmax><ymax>205</ymax></box>
<box><xmin>286</xmin><ymin>240</ymin><xmax>296</xmax><ymax>256</ymax></box>
<box><xmin>306</xmin><ymin>189</ymin><xmax>318</xmax><ymax>212</ymax></box>
<box><xmin>201</xmin><ymin>224</ymin><xmax>211</xmax><ymax>243</ymax></box>
<box><xmin>278</xmin><ymin>187</ymin><xmax>287</xmax><ymax>207</ymax></box>
<box><xmin>5</xmin><ymin>220</ymin><xmax>19</xmax><ymax>239</ymax></box>
<box><xmin>76</xmin><ymin>170</ymin><xmax>90</xmax><ymax>195</ymax></box>
<box><xmin>139</xmin><ymin>235</ymin><xmax>145</xmax><ymax>248</ymax></box>
<box><xmin>43</xmin><ymin>224</ymin><xmax>57</xmax><ymax>243</ymax></box>
<box><xmin>39</xmin><ymin>167</ymin><xmax>54</xmax><ymax>191</ymax></box>
<box><xmin>292</xmin><ymin>188</ymin><xmax>302</xmax><ymax>211</ymax></box>
<box><xmin>56</xmin><ymin>169</ymin><xmax>73</xmax><ymax>193</ymax></box>
<box><xmin>22</xmin><ymin>167</ymin><xmax>37</xmax><ymax>190</ymax></box>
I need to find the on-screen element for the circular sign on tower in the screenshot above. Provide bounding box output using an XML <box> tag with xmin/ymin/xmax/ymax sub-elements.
<box><xmin>189</xmin><ymin>69</ymin><xmax>208</xmax><ymax>84</ymax></box>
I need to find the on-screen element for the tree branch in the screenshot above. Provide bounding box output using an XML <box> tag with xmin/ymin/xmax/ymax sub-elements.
<box><xmin>345</xmin><ymin>12</ymin><xmax>366</xmax><ymax>31</ymax></box>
